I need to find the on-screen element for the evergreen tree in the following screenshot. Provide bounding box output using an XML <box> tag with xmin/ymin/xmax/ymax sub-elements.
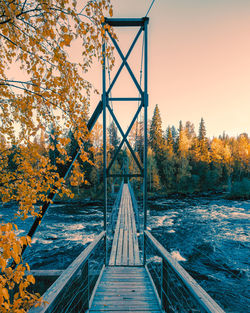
<box><xmin>165</xmin><ymin>126</ymin><xmax>176</xmax><ymax>189</ymax></box>
<box><xmin>135</xmin><ymin>121</ymin><xmax>144</xmax><ymax>163</ymax></box>
<box><xmin>219</xmin><ymin>131</ymin><xmax>229</xmax><ymax>142</ymax></box>
<box><xmin>90</xmin><ymin>122</ymin><xmax>103</xmax><ymax>190</ymax></box>
<box><xmin>171</xmin><ymin>125</ymin><xmax>178</xmax><ymax>142</ymax></box>
<box><xmin>108</xmin><ymin>121</ymin><xmax>122</xmax><ymax>171</ymax></box>
<box><xmin>149</xmin><ymin>105</ymin><xmax>167</xmax><ymax>185</ymax></box>
<box><xmin>149</xmin><ymin>105</ymin><xmax>177</xmax><ymax>191</ymax></box>
<box><xmin>166</xmin><ymin>126</ymin><xmax>174</xmax><ymax>149</ymax></box>
<box><xmin>191</xmin><ymin>118</ymin><xmax>210</xmax><ymax>190</ymax></box>
<box><xmin>178</xmin><ymin>120</ymin><xmax>183</xmax><ymax>133</ymax></box>
<box><xmin>176</xmin><ymin>120</ymin><xmax>184</xmax><ymax>152</ymax></box>
<box><xmin>176</xmin><ymin>126</ymin><xmax>192</xmax><ymax>192</ymax></box>
<box><xmin>198</xmin><ymin>117</ymin><xmax>206</xmax><ymax>141</ymax></box>
<box><xmin>197</xmin><ymin>118</ymin><xmax>209</xmax><ymax>160</ymax></box>
<box><xmin>171</xmin><ymin>125</ymin><xmax>178</xmax><ymax>152</ymax></box>
<box><xmin>108</xmin><ymin>121</ymin><xmax>120</xmax><ymax>151</ymax></box>
<box><xmin>148</xmin><ymin>147</ymin><xmax>161</xmax><ymax>191</ymax></box>
<box><xmin>149</xmin><ymin>104</ymin><xmax>164</xmax><ymax>150</ymax></box>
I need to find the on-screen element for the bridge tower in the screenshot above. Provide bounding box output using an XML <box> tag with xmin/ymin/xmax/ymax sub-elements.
<box><xmin>102</xmin><ymin>17</ymin><xmax>149</xmax><ymax>264</ymax></box>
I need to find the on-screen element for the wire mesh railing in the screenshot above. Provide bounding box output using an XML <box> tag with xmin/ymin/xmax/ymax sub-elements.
<box><xmin>110</xmin><ymin>181</ymin><xmax>124</xmax><ymax>232</ymax></box>
<box><xmin>145</xmin><ymin>231</ymin><xmax>225</xmax><ymax>313</ymax></box>
<box><xmin>106</xmin><ymin>181</ymin><xmax>123</xmax><ymax>263</ymax></box>
<box><xmin>127</xmin><ymin>180</ymin><xmax>145</xmax><ymax>263</ymax></box>
<box><xmin>29</xmin><ymin>231</ymin><xmax>106</xmax><ymax>313</ymax></box>
<box><xmin>127</xmin><ymin>180</ymin><xmax>140</xmax><ymax>232</ymax></box>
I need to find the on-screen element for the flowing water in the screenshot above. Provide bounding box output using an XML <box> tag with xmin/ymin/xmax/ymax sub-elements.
<box><xmin>148</xmin><ymin>197</ymin><xmax>250</xmax><ymax>313</ymax></box>
<box><xmin>0</xmin><ymin>196</ymin><xmax>249</xmax><ymax>312</ymax></box>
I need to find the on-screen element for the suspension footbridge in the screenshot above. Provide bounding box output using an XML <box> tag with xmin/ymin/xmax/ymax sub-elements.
<box><xmin>25</xmin><ymin>17</ymin><xmax>225</xmax><ymax>313</ymax></box>
<box><xmin>28</xmin><ymin>182</ymin><xmax>225</xmax><ymax>313</ymax></box>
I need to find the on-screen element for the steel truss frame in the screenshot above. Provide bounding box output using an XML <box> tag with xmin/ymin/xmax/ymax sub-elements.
<box><xmin>102</xmin><ymin>17</ymin><xmax>149</xmax><ymax>264</ymax></box>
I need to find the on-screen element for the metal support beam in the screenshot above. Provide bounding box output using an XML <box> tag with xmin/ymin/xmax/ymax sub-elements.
<box><xmin>108</xmin><ymin>97</ymin><xmax>142</xmax><ymax>101</ymax></box>
<box><xmin>87</xmin><ymin>100</ymin><xmax>103</xmax><ymax>131</ymax></box>
<box><xmin>105</xmin><ymin>17</ymin><xmax>149</xmax><ymax>27</ymax></box>
<box><xmin>143</xmin><ymin>18</ymin><xmax>149</xmax><ymax>265</ymax></box>
<box><xmin>102</xmin><ymin>17</ymin><xmax>149</xmax><ymax>265</ymax></box>
<box><xmin>106</xmin><ymin>103</ymin><xmax>143</xmax><ymax>175</ymax></box>
<box><xmin>102</xmin><ymin>38</ymin><xmax>108</xmax><ymax>265</ymax></box>
<box><xmin>107</xmin><ymin>27</ymin><xmax>143</xmax><ymax>94</ymax></box>
<box><xmin>107</xmin><ymin>31</ymin><xmax>143</xmax><ymax>96</ymax></box>
<box><xmin>108</xmin><ymin>174</ymin><xmax>142</xmax><ymax>178</ymax></box>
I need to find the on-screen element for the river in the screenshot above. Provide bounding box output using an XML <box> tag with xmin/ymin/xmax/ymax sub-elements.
<box><xmin>0</xmin><ymin>196</ymin><xmax>249</xmax><ymax>312</ymax></box>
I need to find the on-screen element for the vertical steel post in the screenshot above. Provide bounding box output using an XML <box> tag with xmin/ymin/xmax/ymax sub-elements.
<box><xmin>102</xmin><ymin>37</ymin><xmax>108</xmax><ymax>265</ymax></box>
<box><xmin>143</xmin><ymin>18</ymin><xmax>149</xmax><ymax>265</ymax></box>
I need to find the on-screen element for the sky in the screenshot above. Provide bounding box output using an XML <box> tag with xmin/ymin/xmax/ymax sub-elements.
<box><xmin>88</xmin><ymin>0</ymin><xmax>250</xmax><ymax>138</ymax></box>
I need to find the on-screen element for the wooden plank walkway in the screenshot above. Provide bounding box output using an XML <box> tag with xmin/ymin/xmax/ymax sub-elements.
<box><xmin>88</xmin><ymin>184</ymin><xmax>162</xmax><ymax>312</ymax></box>
<box><xmin>109</xmin><ymin>184</ymin><xmax>141</xmax><ymax>266</ymax></box>
<box><xmin>89</xmin><ymin>266</ymin><xmax>162</xmax><ymax>312</ymax></box>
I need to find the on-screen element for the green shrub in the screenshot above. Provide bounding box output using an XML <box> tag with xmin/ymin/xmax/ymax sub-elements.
<box><xmin>227</xmin><ymin>178</ymin><xmax>250</xmax><ymax>199</ymax></box>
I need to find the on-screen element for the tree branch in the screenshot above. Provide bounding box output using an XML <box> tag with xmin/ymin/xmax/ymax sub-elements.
<box><xmin>0</xmin><ymin>82</ymin><xmax>70</xmax><ymax>117</ymax></box>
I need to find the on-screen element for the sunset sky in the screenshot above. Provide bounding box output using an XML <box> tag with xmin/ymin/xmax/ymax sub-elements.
<box><xmin>89</xmin><ymin>0</ymin><xmax>250</xmax><ymax>138</ymax></box>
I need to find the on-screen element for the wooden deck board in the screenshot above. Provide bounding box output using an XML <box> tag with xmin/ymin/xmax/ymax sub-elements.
<box><xmin>116</xmin><ymin>228</ymin><xmax>124</xmax><ymax>265</ymax></box>
<box><xmin>128</xmin><ymin>198</ymin><xmax>135</xmax><ymax>265</ymax></box>
<box><xmin>109</xmin><ymin>184</ymin><xmax>141</xmax><ymax>266</ymax></box>
<box><xmin>129</xmin><ymin>195</ymin><xmax>140</xmax><ymax>265</ymax></box>
<box><xmin>109</xmin><ymin>199</ymin><xmax>122</xmax><ymax>266</ymax></box>
<box><xmin>89</xmin><ymin>267</ymin><xmax>162</xmax><ymax>312</ymax></box>
<box><xmin>122</xmin><ymin>229</ymin><xmax>128</xmax><ymax>265</ymax></box>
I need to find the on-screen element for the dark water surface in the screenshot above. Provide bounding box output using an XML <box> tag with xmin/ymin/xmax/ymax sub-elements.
<box><xmin>148</xmin><ymin>197</ymin><xmax>249</xmax><ymax>313</ymax></box>
<box><xmin>0</xmin><ymin>197</ymin><xmax>249</xmax><ymax>312</ymax></box>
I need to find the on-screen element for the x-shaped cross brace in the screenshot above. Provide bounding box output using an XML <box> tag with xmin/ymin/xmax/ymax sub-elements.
<box><xmin>105</xmin><ymin>26</ymin><xmax>145</xmax><ymax>176</ymax></box>
<box><xmin>106</xmin><ymin>27</ymin><xmax>144</xmax><ymax>96</ymax></box>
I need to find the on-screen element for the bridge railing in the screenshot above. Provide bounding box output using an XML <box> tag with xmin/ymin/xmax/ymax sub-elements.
<box><xmin>127</xmin><ymin>180</ymin><xmax>141</xmax><ymax>232</ymax></box>
<box><xmin>145</xmin><ymin>231</ymin><xmax>225</xmax><ymax>313</ymax></box>
<box><xmin>128</xmin><ymin>180</ymin><xmax>144</xmax><ymax>262</ymax></box>
<box><xmin>29</xmin><ymin>231</ymin><xmax>106</xmax><ymax>313</ymax></box>
<box><xmin>110</xmin><ymin>181</ymin><xmax>124</xmax><ymax>232</ymax></box>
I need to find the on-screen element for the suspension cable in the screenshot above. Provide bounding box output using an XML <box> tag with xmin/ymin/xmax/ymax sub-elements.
<box><xmin>135</xmin><ymin>32</ymin><xmax>145</xmax><ymax>148</ymax></box>
<box><xmin>139</xmin><ymin>32</ymin><xmax>144</xmax><ymax>125</ymax></box>
<box><xmin>107</xmin><ymin>56</ymin><xmax>113</xmax><ymax>111</ymax></box>
<box><xmin>106</xmin><ymin>52</ymin><xmax>113</xmax><ymax>133</ymax></box>
<box><xmin>145</xmin><ymin>0</ymin><xmax>156</xmax><ymax>17</ymax></box>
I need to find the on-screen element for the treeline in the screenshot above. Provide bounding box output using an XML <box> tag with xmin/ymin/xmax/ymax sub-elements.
<box><xmin>1</xmin><ymin>105</ymin><xmax>249</xmax><ymax>200</ymax></box>
<box><xmin>143</xmin><ymin>105</ymin><xmax>250</xmax><ymax>198</ymax></box>
<box><xmin>0</xmin><ymin>121</ymin><xmax>126</xmax><ymax>200</ymax></box>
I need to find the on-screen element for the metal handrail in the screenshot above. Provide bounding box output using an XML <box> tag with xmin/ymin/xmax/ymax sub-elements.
<box><xmin>111</xmin><ymin>181</ymin><xmax>123</xmax><ymax>231</ymax></box>
<box><xmin>145</xmin><ymin>230</ymin><xmax>225</xmax><ymax>313</ymax></box>
<box><xmin>29</xmin><ymin>231</ymin><xmax>106</xmax><ymax>313</ymax></box>
<box><xmin>127</xmin><ymin>180</ymin><xmax>140</xmax><ymax>231</ymax></box>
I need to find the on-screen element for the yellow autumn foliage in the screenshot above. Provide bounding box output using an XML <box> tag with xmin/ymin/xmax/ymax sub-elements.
<box><xmin>0</xmin><ymin>0</ymin><xmax>114</xmax><ymax>311</ymax></box>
